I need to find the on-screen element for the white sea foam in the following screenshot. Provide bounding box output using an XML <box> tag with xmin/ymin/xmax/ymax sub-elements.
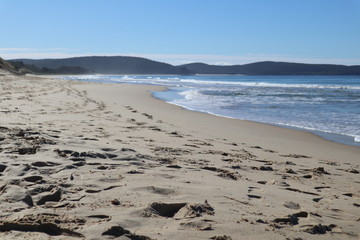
<box><xmin>178</xmin><ymin>89</ymin><xmax>200</xmax><ymax>99</ymax></box>
<box><xmin>179</xmin><ymin>79</ymin><xmax>360</xmax><ymax>90</ymax></box>
<box><xmin>66</xmin><ymin>75</ymin><xmax>360</xmax><ymax>90</ymax></box>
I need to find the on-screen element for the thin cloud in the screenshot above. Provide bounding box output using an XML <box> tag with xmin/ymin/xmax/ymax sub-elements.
<box><xmin>0</xmin><ymin>48</ymin><xmax>37</xmax><ymax>52</ymax></box>
<box><xmin>0</xmin><ymin>48</ymin><xmax>68</xmax><ymax>55</ymax></box>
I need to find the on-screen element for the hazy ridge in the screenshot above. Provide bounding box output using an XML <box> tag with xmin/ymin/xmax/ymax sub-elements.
<box><xmin>7</xmin><ymin>56</ymin><xmax>360</xmax><ymax>75</ymax></box>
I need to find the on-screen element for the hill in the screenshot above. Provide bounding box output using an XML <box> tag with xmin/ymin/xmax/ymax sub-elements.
<box><xmin>0</xmin><ymin>57</ymin><xmax>19</xmax><ymax>74</ymax></box>
<box><xmin>179</xmin><ymin>61</ymin><xmax>360</xmax><ymax>75</ymax></box>
<box><xmin>9</xmin><ymin>56</ymin><xmax>360</xmax><ymax>75</ymax></box>
<box><xmin>9</xmin><ymin>61</ymin><xmax>92</xmax><ymax>75</ymax></box>
<box><xmin>12</xmin><ymin>56</ymin><xmax>192</xmax><ymax>75</ymax></box>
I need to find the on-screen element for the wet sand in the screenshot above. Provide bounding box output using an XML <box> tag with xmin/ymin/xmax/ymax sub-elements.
<box><xmin>0</xmin><ymin>74</ymin><xmax>359</xmax><ymax>239</ymax></box>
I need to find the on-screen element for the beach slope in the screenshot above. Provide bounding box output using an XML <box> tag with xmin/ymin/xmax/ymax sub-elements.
<box><xmin>0</xmin><ymin>74</ymin><xmax>359</xmax><ymax>239</ymax></box>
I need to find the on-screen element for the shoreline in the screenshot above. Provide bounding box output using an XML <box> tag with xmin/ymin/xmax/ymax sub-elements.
<box><xmin>1</xmin><ymin>74</ymin><xmax>359</xmax><ymax>239</ymax></box>
<box><xmin>154</xmin><ymin>93</ymin><xmax>360</xmax><ymax>148</ymax></box>
<box><xmin>56</xmin><ymin>74</ymin><xmax>360</xmax><ymax>148</ymax></box>
<box><xmin>116</xmin><ymin>83</ymin><xmax>360</xmax><ymax>162</ymax></box>
<box><xmin>52</xmin><ymin>74</ymin><xmax>360</xmax><ymax>161</ymax></box>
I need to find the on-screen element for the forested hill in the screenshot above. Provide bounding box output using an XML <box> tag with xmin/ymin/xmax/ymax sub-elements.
<box><xmin>0</xmin><ymin>57</ymin><xmax>20</xmax><ymax>74</ymax></box>
<box><xmin>9</xmin><ymin>56</ymin><xmax>360</xmax><ymax>75</ymax></box>
<box><xmin>179</xmin><ymin>61</ymin><xmax>360</xmax><ymax>75</ymax></box>
<box><xmin>11</xmin><ymin>56</ymin><xmax>191</xmax><ymax>75</ymax></box>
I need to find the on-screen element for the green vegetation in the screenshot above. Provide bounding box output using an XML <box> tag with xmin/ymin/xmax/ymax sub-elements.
<box><xmin>9</xmin><ymin>61</ymin><xmax>91</xmax><ymax>75</ymax></box>
<box><xmin>0</xmin><ymin>57</ymin><xmax>19</xmax><ymax>74</ymax></box>
<box><xmin>179</xmin><ymin>62</ymin><xmax>360</xmax><ymax>75</ymax></box>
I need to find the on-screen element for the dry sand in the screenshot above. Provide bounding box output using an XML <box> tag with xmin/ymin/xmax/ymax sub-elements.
<box><xmin>0</xmin><ymin>74</ymin><xmax>359</xmax><ymax>240</ymax></box>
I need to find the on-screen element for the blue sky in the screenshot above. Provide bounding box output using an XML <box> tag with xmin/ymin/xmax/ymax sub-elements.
<box><xmin>1</xmin><ymin>0</ymin><xmax>359</xmax><ymax>65</ymax></box>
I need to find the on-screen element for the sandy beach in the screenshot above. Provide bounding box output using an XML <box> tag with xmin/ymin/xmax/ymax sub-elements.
<box><xmin>0</xmin><ymin>73</ymin><xmax>359</xmax><ymax>240</ymax></box>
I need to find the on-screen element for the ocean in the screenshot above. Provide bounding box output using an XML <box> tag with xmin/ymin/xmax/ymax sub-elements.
<box><xmin>63</xmin><ymin>75</ymin><xmax>360</xmax><ymax>147</ymax></box>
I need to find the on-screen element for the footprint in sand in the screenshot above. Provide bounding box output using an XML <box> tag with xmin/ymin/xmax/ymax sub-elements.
<box><xmin>142</xmin><ymin>112</ymin><xmax>153</xmax><ymax>119</ymax></box>
<box><xmin>141</xmin><ymin>201</ymin><xmax>215</xmax><ymax>219</ymax></box>
<box><xmin>247</xmin><ymin>194</ymin><xmax>262</xmax><ymax>199</ymax></box>
<box><xmin>273</xmin><ymin>211</ymin><xmax>308</xmax><ymax>226</ymax></box>
<box><xmin>0</xmin><ymin>164</ymin><xmax>7</xmax><ymax>172</ymax></box>
<box><xmin>102</xmin><ymin>225</ymin><xmax>151</xmax><ymax>239</ymax></box>
<box><xmin>23</xmin><ymin>175</ymin><xmax>43</xmax><ymax>183</ymax></box>
<box><xmin>0</xmin><ymin>214</ymin><xmax>84</xmax><ymax>237</ymax></box>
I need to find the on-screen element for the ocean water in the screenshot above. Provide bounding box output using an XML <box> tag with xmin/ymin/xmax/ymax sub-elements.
<box><xmin>63</xmin><ymin>75</ymin><xmax>360</xmax><ymax>147</ymax></box>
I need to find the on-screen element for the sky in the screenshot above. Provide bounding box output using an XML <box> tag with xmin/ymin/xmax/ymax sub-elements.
<box><xmin>1</xmin><ymin>0</ymin><xmax>360</xmax><ymax>65</ymax></box>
